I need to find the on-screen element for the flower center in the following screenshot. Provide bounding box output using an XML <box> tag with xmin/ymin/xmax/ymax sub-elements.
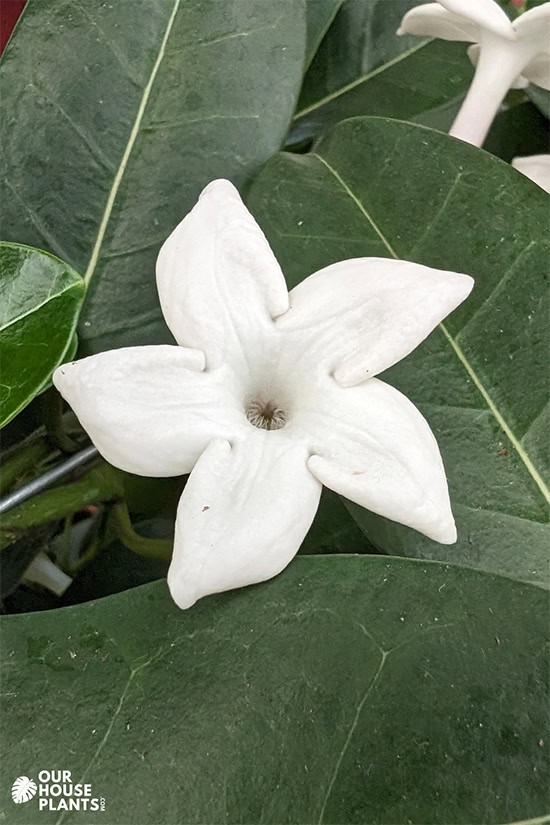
<box><xmin>246</xmin><ymin>398</ymin><xmax>287</xmax><ymax>431</ymax></box>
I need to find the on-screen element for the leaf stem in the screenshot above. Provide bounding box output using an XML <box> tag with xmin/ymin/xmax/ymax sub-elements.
<box><xmin>43</xmin><ymin>388</ymin><xmax>80</xmax><ymax>453</ymax></box>
<box><xmin>0</xmin><ymin>438</ymin><xmax>51</xmax><ymax>495</ymax></box>
<box><xmin>0</xmin><ymin>462</ymin><xmax>123</xmax><ymax>550</ymax></box>
<box><xmin>109</xmin><ymin>502</ymin><xmax>173</xmax><ymax>560</ymax></box>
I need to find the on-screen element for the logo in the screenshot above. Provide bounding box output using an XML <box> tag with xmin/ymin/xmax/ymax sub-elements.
<box><xmin>9</xmin><ymin>771</ymin><xmax>105</xmax><ymax>813</ymax></box>
<box><xmin>11</xmin><ymin>777</ymin><xmax>38</xmax><ymax>804</ymax></box>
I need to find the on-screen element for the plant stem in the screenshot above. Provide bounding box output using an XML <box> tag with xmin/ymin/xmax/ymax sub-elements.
<box><xmin>109</xmin><ymin>502</ymin><xmax>173</xmax><ymax>560</ymax></box>
<box><xmin>43</xmin><ymin>387</ymin><xmax>80</xmax><ymax>453</ymax></box>
<box><xmin>0</xmin><ymin>438</ymin><xmax>52</xmax><ymax>495</ymax></box>
<box><xmin>0</xmin><ymin>462</ymin><xmax>123</xmax><ymax>550</ymax></box>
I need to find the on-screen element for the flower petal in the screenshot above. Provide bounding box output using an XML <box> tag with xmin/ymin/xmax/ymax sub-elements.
<box><xmin>438</xmin><ymin>0</ymin><xmax>515</xmax><ymax>40</ymax></box>
<box><xmin>275</xmin><ymin>258</ymin><xmax>473</xmax><ymax>388</ymax></box>
<box><xmin>53</xmin><ymin>346</ymin><xmax>247</xmax><ymax>477</ymax></box>
<box><xmin>397</xmin><ymin>3</ymin><xmax>481</xmax><ymax>41</ymax></box>
<box><xmin>523</xmin><ymin>54</ymin><xmax>550</xmax><ymax>91</ymax></box>
<box><xmin>467</xmin><ymin>44</ymin><xmax>528</xmax><ymax>88</ymax></box>
<box><xmin>156</xmin><ymin>179</ymin><xmax>289</xmax><ymax>371</ymax></box>
<box><xmin>168</xmin><ymin>432</ymin><xmax>322</xmax><ymax>609</ymax></box>
<box><xmin>512</xmin><ymin>155</ymin><xmax>550</xmax><ymax>194</ymax></box>
<box><xmin>303</xmin><ymin>376</ymin><xmax>456</xmax><ymax>544</ymax></box>
<box><xmin>513</xmin><ymin>3</ymin><xmax>550</xmax><ymax>43</ymax></box>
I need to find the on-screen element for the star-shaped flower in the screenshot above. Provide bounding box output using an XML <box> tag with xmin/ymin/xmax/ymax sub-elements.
<box><xmin>398</xmin><ymin>0</ymin><xmax>550</xmax><ymax>146</ymax></box>
<box><xmin>54</xmin><ymin>181</ymin><xmax>473</xmax><ymax>609</ymax></box>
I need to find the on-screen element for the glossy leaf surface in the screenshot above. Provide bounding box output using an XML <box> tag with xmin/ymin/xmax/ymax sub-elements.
<box><xmin>0</xmin><ymin>0</ymin><xmax>307</xmax><ymax>355</ymax></box>
<box><xmin>0</xmin><ymin>243</ymin><xmax>84</xmax><ymax>427</ymax></box>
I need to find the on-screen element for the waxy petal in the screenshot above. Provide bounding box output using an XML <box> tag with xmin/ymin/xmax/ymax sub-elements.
<box><xmin>156</xmin><ymin>180</ymin><xmax>288</xmax><ymax>372</ymax></box>
<box><xmin>305</xmin><ymin>377</ymin><xmax>456</xmax><ymax>544</ymax></box>
<box><xmin>512</xmin><ymin>155</ymin><xmax>550</xmax><ymax>194</ymax></box>
<box><xmin>438</xmin><ymin>0</ymin><xmax>515</xmax><ymax>40</ymax></box>
<box><xmin>276</xmin><ymin>258</ymin><xmax>473</xmax><ymax>388</ymax></box>
<box><xmin>397</xmin><ymin>3</ymin><xmax>480</xmax><ymax>41</ymax></box>
<box><xmin>168</xmin><ymin>433</ymin><xmax>322</xmax><ymax>609</ymax></box>
<box><xmin>467</xmin><ymin>44</ymin><xmax>529</xmax><ymax>89</ymax></box>
<box><xmin>513</xmin><ymin>3</ymin><xmax>550</xmax><ymax>43</ymax></box>
<box><xmin>53</xmin><ymin>347</ymin><xmax>247</xmax><ymax>477</ymax></box>
<box><xmin>523</xmin><ymin>53</ymin><xmax>550</xmax><ymax>91</ymax></box>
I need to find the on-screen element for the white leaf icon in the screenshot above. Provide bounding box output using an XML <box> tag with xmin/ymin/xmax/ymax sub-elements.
<box><xmin>11</xmin><ymin>776</ymin><xmax>37</xmax><ymax>804</ymax></box>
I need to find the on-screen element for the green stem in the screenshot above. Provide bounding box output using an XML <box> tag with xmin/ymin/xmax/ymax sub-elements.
<box><xmin>70</xmin><ymin>514</ymin><xmax>106</xmax><ymax>574</ymax></box>
<box><xmin>0</xmin><ymin>438</ymin><xmax>52</xmax><ymax>495</ymax></box>
<box><xmin>109</xmin><ymin>502</ymin><xmax>173</xmax><ymax>560</ymax></box>
<box><xmin>0</xmin><ymin>462</ymin><xmax>123</xmax><ymax>550</ymax></box>
<box><xmin>43</xmin><ymin>388</ymin><xmax>80</xmax><ymax>453</ymax></box>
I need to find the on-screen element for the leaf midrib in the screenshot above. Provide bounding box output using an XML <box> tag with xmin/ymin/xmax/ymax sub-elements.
<box><xmin>310</xmin><ymin>151</ymin><xmax>550</xmax><ymax>506</ymax></box>
<box><xmin>83</xmin><ymin>0</ymin><xmax>182</xmax><ymax>289</ymax></box>
<box><xmin>0</xmin><ymin>280</ymin><xmax>82</xmax><ymax>332</ymax></box>
<box><xmin>293</xmin><ymin>39</ymin><xmax>431</xmax><ymax>120</ymax></box>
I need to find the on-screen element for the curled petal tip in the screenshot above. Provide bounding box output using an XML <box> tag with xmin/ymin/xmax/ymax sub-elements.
<box><xmin>423</xmin><ymin>498</ymin><xmax>457</xmax><ymax>544</ymax></box>
<box><xmin>435</xmin><ymin>519</ymin><xmax>458</xmax><ymax>545</ymax></box>
<box><xmin>52</xmin><ymin>361</ymin><xmax>76</xmax><ymax>393</ymax></box>
<box><xmin>459</xmin><ymin>272</ymin><xmax>475</xmax><ymax>299</ymax></box>
<box><xmin>199</xmin><ymin>178</ymin><xmax>239</xmax><ymax>200</ymax></box>
<box><xmin>167</xmin><ymin>571</ymin><xmax>198</xmax><ymax>610</ymax></box>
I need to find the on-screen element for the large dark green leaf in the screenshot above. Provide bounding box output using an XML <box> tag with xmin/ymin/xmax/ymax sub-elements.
<box><xmin>1</xmin><ymin>556</ymin><xmax>548</xmax><ymax>825</ymax></box>
<box><xmin>290</xmin><ymin>0</ymin><xmax>474</xmax><ymax>145</ymax></box>
<box><xmin>298</xmin><ymin>0</ymin><xmax>422</xmax><ymax>107</ymax></box>
<box><xmin>0</xmin><ymin>0</ymin><xmax>306</xmax><ymax>355</ymax></box>
<box><xmin>248</xmin><ymin>118</ymin><xmax>550</xmax><ymax>586</ymax></box>
<box><xmin>305</xmin><ymin>0</ymin><xmax>343</xmax><ymax>68</ymax></box>
<box><xmin>0</xmin><ymin>243</ymin><xmax>84</xmax><ymax>428</ymax></box>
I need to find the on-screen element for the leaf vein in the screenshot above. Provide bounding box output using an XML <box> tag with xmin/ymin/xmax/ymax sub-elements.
<box><xmin>293</xmin><ymin>40</ymin><xmax>431</xmax><ymax>120</ymax></box>
<box><xmin>82</xmin><ymin>0</ymin><xmax>182</xmax><ymax>289</ymax></box>
<box><xmin>317</xmin><ymin>650</ymin><xmax>387</xmax><ymax>824</ymax></box>
<box><xmin>455</xmin><ymin>241</ymin><xmax>536</xmax><ymax>341</ymax></box>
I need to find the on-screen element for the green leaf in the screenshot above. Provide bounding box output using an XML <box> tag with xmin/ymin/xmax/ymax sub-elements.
<box><xmin>0</xmin><ymin>243</ymin><xmax>84</xmax><ymax>428</ymax></box>
<box><xmin>291</xmin><ymin>39</ymin><xmax>474</xmax><ymax>145</ymax></box>
<box><xmin>1</xmin><ymin>556</ymin><xmax>548</xmax><ymax>824</ymax></box>
<box><xmin>305</xmin><ymin>0</ymin><xmax>343</xmax><ymax>69</ymax></box>
<box><xmin>290</xmin><ymin>0</ymin><xmax>474</xmax><ymax>145</ymax></box>
<box><xmin>298</xmin><ymin>0</ymin><xmax>423</xmax><ymax>111</ymax></box>
<box><xmin>248</xmin><ymin>118</ymin><xmax>550</xmax><ymax>586</ymax></box>
<box><xmin>300</xmin><ymin>488</ymin><xmax>378</xmax><ymax>555</ymax></box>
<box><xmin>0</xmin><ymin>0</ymin><xmax>307</xmax><ymax>355</ymax></box>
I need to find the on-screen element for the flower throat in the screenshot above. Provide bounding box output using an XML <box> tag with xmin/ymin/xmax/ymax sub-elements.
<box><xmin>246</xmin><ymin>398</ymin><xmax>287</xmax><ymax>431</ymax></box>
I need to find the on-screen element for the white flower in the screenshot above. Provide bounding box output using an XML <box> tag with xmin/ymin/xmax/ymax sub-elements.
<box><xmin>54</xmin><ymin>180</ymin><xmax>473</xmax><ymax>609</ymax></box>
<box><xmin>512</xmin><ymin>154</ymin><xmax>550</xmax><ymax>193</ymax></box>
<box><xmin>398</xmin><ymin>0</ymin><xmax>550</xmax><ymax>146</ymax></box>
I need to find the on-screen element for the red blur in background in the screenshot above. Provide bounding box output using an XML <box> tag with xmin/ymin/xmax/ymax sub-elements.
<box><xmin>0</xmin><ymin>0</ymin><xmax>26</xmax><ymax>53</ymax></box>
